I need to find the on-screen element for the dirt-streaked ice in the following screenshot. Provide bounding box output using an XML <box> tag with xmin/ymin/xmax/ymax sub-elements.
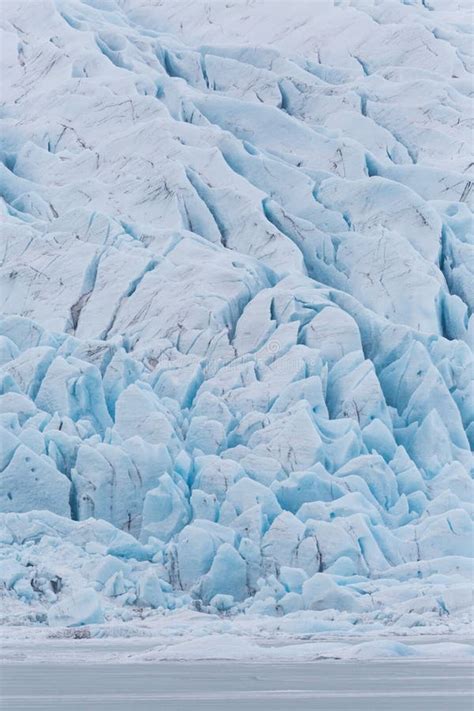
<box><xmin>0</xmin><ymin>0</ymin><xmax>472</xmax><ymax>655</ymax></box>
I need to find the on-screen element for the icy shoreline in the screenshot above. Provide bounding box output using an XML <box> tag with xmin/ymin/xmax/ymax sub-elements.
<box><xmin>2</xmin><ymin>607</ymin><xmax>473</xmax><ymax>664</ymax></box>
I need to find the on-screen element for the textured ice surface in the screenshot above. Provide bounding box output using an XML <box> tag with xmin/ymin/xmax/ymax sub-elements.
<box><xmin>0</xmin><ymin>0</ymin><xmax>473</xmax><ymax>640</ymax></box>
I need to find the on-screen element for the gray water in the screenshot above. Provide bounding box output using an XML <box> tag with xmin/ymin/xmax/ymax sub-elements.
<box><xmin>1</xmin><ymin>661</ymin><xmax>473</xmax><ymax>710</ymax></box>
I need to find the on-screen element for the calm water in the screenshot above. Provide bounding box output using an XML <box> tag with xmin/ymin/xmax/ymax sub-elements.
<box><xmin>1</xmin><ymin>660</ymin><xmax>473</xmax><ymax>710</ymax></box>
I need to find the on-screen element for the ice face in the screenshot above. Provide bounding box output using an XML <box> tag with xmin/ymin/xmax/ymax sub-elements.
<box><xmin>0</xmin><ymin>0</ymin><xmax>472</xmax><ymax>630</ymax></box>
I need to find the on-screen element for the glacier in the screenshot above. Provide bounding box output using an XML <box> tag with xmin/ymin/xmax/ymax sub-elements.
<box><xmin>0</xmin><ymin>0</ymin><xmax>473</xmax><ymax>650</ymax></box>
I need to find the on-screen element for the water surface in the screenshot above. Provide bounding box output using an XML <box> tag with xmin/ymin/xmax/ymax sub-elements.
<box><xmin>1</xmin><ymin>660</ymin><xmax>473</xmax><ymax>710</ymax></box>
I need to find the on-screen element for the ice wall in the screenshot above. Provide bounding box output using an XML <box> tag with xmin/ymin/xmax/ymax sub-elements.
<box><xmin>0</xmin><ymin>0</ymin><xmax>472</xmax><ymax>627</ymax></box>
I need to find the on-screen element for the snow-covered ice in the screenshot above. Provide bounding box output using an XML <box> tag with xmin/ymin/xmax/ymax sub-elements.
<box><xmin>0</xmin><ymin>0</ymin><xmax>473</xmax><ymax>658</ymax></box>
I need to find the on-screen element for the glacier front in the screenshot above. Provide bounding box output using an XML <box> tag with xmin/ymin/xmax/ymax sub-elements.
<box><xmin>0</xmin><ymin>0</ymin><xmax>473</xmax><ymax>652</ymax></box>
